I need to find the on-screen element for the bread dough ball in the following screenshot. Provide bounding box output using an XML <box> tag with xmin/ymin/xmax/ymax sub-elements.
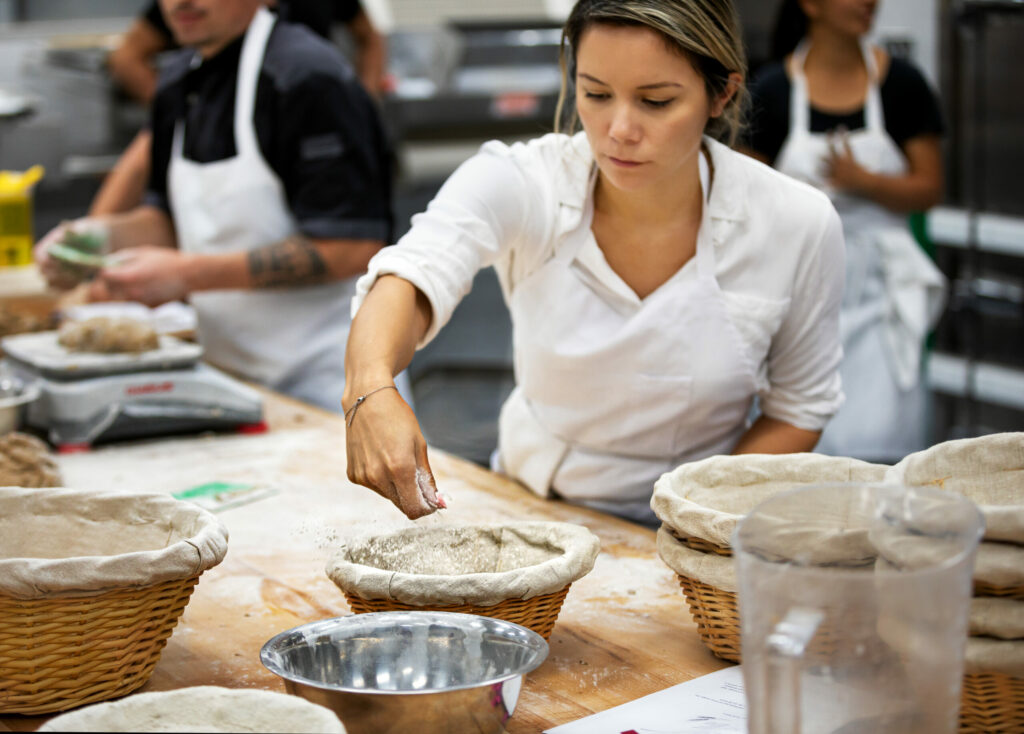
<box><xmin>58</xmin><ymin>317</ymin><xmax>160</xmax><ymax>354</ymax></box>
<box><xmin>38</xmin><ymin>686</ymin><xmax>347</xmax><ymax>733</ymax></box>
<box><xmin>0</xmin><ymin>432</ymin><xmax>61</xmax><ymax>488</ymax></box>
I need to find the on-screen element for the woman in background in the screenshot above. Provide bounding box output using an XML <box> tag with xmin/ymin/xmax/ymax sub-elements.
<box><xmin>745</xmin><ymin>0</ymin><xmax>946</xmax><ymax>463</ymax></box>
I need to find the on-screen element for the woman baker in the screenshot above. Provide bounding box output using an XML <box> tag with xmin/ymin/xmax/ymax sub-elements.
<box><xmin>343</xmin><ymin>0</ymin><xmax>846</xmax><ymax>523</ymax></box>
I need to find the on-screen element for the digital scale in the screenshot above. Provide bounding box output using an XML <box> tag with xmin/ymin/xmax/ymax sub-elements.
<box><xmin>1</xmin><ymin>331</ymin><xmax>265</xmax><ymax>450</ymax></box>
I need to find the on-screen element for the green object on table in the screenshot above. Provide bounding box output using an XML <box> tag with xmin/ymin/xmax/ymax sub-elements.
<box><xmin>48</xmin><ymin>229</ymin><xmax>109</xmax><ymax>272</ymax></box>
<box><xmin>47</xmin><ymin>242</ymin><xmax>108</xmax><ymax>269</ymax></box>
<box><xmin>173</xmin><ymin>481</ymin><xmax>278</xmax><ymax>512</ymax></box>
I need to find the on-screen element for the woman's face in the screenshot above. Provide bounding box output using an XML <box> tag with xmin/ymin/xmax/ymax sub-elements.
<box><xmin>801</xmin><ymin>0</ymin><xmax>878</xmax><ymax>38</ymax></box>
<box><xmin>575</xmin><ymin>23</ymin><xmax>728</xmax><ymax>195</ymax></box>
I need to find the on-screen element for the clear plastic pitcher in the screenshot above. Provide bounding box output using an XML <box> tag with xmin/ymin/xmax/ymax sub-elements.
<box><xmin>734</xmin><ymin>483</ymin><xmax>984</xmax><ymax>734</ymax></box>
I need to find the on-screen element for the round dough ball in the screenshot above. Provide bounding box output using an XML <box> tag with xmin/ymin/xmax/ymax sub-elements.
<box><xmin>39</xmin><ymin>686</ymin><xmax>346</xmax><ymax>733</ymax></box>
<box><xmin>58</xmin><ymin>317</ymin><xmax>160</xmax><ymax>353</ymax></box>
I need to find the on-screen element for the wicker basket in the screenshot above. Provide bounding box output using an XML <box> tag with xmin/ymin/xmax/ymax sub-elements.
<box><xmin>0</xmin><ymin>575</ymin><xmax>200</xmax><ymax>715</ymax></box>
<box><xmin>328</xmin><ymin>522</ymin><xmax>600</xmax><ymax>642</ymax></box>
<box><xmin>342</xmin><ymin>585</ymin><xmax>572</xmax><ymax>641</ymax></box>
<box><xmin>0</xmin><ymin>487</ymin><xmax>228</xmax><ymax>715</ymax></box>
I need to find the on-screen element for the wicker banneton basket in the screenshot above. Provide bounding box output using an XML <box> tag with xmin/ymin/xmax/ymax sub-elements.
<box><xmin>885</xmin><ymin>432</ymin><xmax>1024</xmax><ymax>544</ymax></box>
<box><xmin>650</xmin><ymin>453</ymin><xmax>888</xmax><ymax>663</ymax></box>
<box><xmin>327</xmin><ymin>522</ymin><xmax>600</xmax><ymax>640</ymax></box>
<box><xmin>0</xmin><ymin>487</ymin><xmax>228</xmax><ymax>715</ymax></box>
<box><xmin>651</xmin><ymin>452</ymin><xmax>889</xmax><ymax>547</ymax></box>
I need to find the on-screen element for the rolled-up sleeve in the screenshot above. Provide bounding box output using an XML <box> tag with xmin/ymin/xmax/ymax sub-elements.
<box><xmin>760</xmin><ymin>203</ymin><xmax>846</xmax><ymax>430</ymax></box>
<box><xmin>352</xmin><ymin>141</ymin><xmax>545</xmax><ymax>346</ymax></box>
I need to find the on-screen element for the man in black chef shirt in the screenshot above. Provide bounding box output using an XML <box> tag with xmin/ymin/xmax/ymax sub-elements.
<box><xmin>94</xmin><ymin>0</ymin><xmax>385</xmax><ymax>216</ymax></box>
<box><xmin>35</xmin><ymin>0</ymin><xmax>392</xmax><ymax>412</ymax></box>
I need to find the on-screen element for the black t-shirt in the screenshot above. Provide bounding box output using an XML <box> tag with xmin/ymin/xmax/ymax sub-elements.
<box><xmin>143</xmin><ymin>0</ymin><xmax>362</xmax><ymax>43</ymax></box>
<box><xmin>746</xmin><ymin>57</ymin><xmax>944</xmax><ymax>164</ymax></box>
<box><xmin>145</xmin><ymin>20</ymin><xmax>392</xmax><ymax>242</ymax></box>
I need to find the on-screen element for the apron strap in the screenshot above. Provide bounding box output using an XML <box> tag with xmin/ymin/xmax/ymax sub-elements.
<box><xmin>791</xmin><ymin>37</ymin><xmax>885</xmax><ymax>135</ymax></box>
<box><xmin>234</xmin><ymin>7</ymin><xmax>276</xmax><ymax>158</ymax></box>
<box><xmin>859</xmin><ymin>38</ymin><xmax>886</xmax><ymax>134</ymax></box>
<box><xmin>790</xmin><ymin>40</ymin><xmax>812</xmax><ymax>134</ymax></box>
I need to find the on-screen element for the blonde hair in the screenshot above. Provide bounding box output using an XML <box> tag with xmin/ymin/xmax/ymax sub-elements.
<box><xmin>555</xmin><ymin>0</ymin><xmax>748</xmax><ymax>146</ymax></box>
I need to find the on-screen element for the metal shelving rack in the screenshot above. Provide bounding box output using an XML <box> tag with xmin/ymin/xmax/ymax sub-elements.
<box><xmin>928</xmin><ymin>0</ymin><xmax>1024</xmax><ymax>438</ymax></box>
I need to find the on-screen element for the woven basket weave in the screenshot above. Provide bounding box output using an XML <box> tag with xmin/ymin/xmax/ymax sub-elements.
<box><xmin>343</xmin><ymin>585</ymin><xmax>572</xmax><ymax>641</ymax></box>
<box><xmin>960</xmin><ymin>672</ymin><xmax>1024</xmax><ymax>733</ymax></box>
<box><xmin>0</xmin><ymin>575</ymin><xmax>200</xmax><ymax>715</ymax></box>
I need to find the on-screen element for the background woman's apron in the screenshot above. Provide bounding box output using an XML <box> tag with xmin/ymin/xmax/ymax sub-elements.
<box><xmin>498</xmin><ymin>155</ymin><xmax>758</xmax><ymax>523</ymax></box>
<box><xmin>774</xmin><ymin>39</ymin><xmax>945</xmax><ymax>462</ymax></box>
<box><xmin>168</xmin><ymin>7</ymin><xmax>356</xmax><ymax>412</ymax></box>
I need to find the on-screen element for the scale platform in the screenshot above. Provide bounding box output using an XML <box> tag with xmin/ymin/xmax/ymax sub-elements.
<box><xmin>1</xmin><ymin>331</ymin><xmax>265</xmax><ymax>450</ymax></box>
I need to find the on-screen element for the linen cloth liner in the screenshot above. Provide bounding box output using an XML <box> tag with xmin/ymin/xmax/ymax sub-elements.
<box><xmin>327</xmin><ymin>522</ymin><xmax>600</xmax><ymax>607</ymax></box>
<box><xmin>658</xmin><ymin>526</ymin><xmax>1024</xmax><ymax>640</ymax></box>
<box><xmin>0</xmin><ymin>487</ymin><xmax>229</xmax><ymax>600</ymax></box>
<box><xmin>38</xmin><ymin>686</ymin><xmax>346</xmax><ymax>733</ymax></box>
<box><xmin>885</xmin><ymin>432</ymin><xmax>1024</xmax><ymax>543</ymax></box>
<box><xmin>972</xmin><ymin>598</ymin><xmax>1024</xmax><ymax>640</ymax></box>
<box><xmin>966</xmin><ymin>637</ymin><xmax>1024</xmax><ymax>677</ymax></box>
<box><xmin>651</xmin><ymin>453</ymin><xmax>888</xmax><ymax>548</ymax></box>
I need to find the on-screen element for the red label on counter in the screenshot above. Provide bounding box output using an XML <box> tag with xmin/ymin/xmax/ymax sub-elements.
<box><xmin>126</xmin><ymin>381</ymin><xmax>174</xmax><ymax>396</ymax></box>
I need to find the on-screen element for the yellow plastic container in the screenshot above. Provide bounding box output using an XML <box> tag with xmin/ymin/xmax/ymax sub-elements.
<box><xmin>0</xmin><ymin>166</ymin><xmax>45</xmax><ymax>267</ymax></box>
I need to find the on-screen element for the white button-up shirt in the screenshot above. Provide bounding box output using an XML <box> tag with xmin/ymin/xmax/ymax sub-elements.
<box><xmin>354</xmin><ymin>133</ymin><xmax>845</xmax><ymax>516</ymax></box>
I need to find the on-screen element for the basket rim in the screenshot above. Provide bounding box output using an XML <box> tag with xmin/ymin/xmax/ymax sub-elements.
<box><xmin>0</xmin><ymin>487</ymin><xmax>228</xmax><ymax>600</ymax></box>
<box><xmin>326</xmin><ymin>521</ymin><xmax>599</xmax><ymax>607</ymax></box>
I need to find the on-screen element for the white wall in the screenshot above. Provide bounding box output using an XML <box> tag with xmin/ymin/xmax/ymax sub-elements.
<box><xmin>872</xmin><ymin>0</ymin><xmax>940</xmax><ymax>86</ymax></box>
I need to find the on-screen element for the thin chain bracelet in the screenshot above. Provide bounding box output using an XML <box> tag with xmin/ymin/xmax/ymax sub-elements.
<box><xmin>344</xmin><ymin>384</ymin><xmax>398</xmax><ymax>427</ymax></box>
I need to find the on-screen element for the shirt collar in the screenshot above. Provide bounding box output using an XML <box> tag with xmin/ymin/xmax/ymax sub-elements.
<box><xmin>185</xmin><ymin>33</ymin><xmax>245</xmax><ymax>83</ymax></box>
<box><xmin>702</xmin><ymin>136</ymin><xmax>749</xmax><ymax>223</ymax></box>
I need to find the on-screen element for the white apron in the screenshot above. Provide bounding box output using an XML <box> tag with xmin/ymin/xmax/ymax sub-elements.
<box><xmin>168</xmin><ymin>7</ymin><xmax>355</xmax><ymax>411</ymax></box>
<box><xmin>775</xmin><ymin>39</ymin><xmax>945</xmax><ymax>462</ymax></box>
<box><xmin>497</xmin><ymin>154</ymin><xmax>758</xmax><ymax>523</ymax></box>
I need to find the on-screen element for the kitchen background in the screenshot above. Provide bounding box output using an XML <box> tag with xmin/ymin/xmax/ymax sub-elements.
<box><xmin>0</xmin><ymin>0</ymin><xmax>1020</xmax><ymax>465</ymax></box>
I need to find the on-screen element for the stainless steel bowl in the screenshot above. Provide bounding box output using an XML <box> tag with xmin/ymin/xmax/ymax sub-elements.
<box><xmin>260</xmin><ymin>612</ymin><xmax>549</xmax><ymax>734</ymax></box>
<box><xmin>0</xmin><ymin>375</ymin><xmax>39</xmax><ymax>435</ymax></box>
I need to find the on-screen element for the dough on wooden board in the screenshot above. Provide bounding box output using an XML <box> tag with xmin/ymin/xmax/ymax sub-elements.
<box><xmin>58</xmin><ymin>316</ymin><xmax>159</xmax><ymax>353</ymax></box>
<box><xmin>38</xmin><ymin>686</ymin><xmax>347</xmax><ymax>733</ymax></box>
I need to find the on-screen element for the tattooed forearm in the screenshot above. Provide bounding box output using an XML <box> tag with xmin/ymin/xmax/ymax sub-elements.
<box><xmin>248</xmin><ymin>235</ymin><xmax>330</xmax><ymax>288</ymax></box>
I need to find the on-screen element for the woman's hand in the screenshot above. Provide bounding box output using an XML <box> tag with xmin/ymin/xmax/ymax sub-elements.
<box><xmin>343</xmin><ymin>384</ymin><xmax>445</xmax><ymax>519</ymax></box>
<box><xmin>823</xmin><ymin>131</ymin><xmax>869</xmax><ymax>193</ymax></box>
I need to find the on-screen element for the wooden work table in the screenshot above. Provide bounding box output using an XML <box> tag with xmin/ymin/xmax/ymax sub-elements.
<box><xmin>0</xmin><ymin>388</ymin><xmax>730</xmax><ymax>733</ymax></box>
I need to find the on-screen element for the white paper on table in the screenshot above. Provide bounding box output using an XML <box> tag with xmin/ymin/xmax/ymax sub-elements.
<box><xmin>545</xmin><ymin>666</ymin><xmax>746</xmax><ymax>734</ymax></box>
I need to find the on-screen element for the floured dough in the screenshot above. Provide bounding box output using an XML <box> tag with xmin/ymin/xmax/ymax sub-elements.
<box><xmin>58</xmin><ymin>316</ymin><xmax>160</xmax><ymax>353</ymax></box>
<box><xmin>0</xmin><ymin>431</ymin><xmax>61</xmax><ymax>488</ymax></box>
<box><xmin>38</xmin><ymin>686</ymin><xmax>346</xmax><ymax>733</ymax></box>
